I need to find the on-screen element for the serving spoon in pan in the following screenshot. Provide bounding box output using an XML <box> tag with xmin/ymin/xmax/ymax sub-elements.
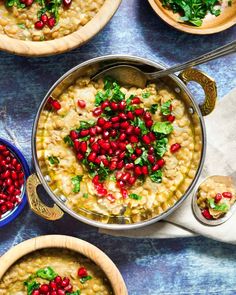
<box><xmin>192</xmin><ymin>173</ymin><xmax>236</xmax><ymax>226</ymax></box>
<box><xmin>92</xmin><ymin>40</ymin><xmax>236</xmax><ymax>88</ymax></box>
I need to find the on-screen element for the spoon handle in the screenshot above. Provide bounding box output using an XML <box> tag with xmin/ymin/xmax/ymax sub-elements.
<box><xmin>148</xmin><ymin>40</ymin><xmax>236</xmax><ymax>79</ymax></box>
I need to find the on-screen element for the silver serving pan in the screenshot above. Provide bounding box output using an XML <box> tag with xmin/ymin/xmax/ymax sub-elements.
<box><xmin>26</xmin><ymin>55</ymin><xmax>217</xmax><ymax>230</ymax></box>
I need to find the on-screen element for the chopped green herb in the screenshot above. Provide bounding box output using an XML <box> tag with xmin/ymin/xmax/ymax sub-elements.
<box><xmin>150</xmin><ymin>104</ymin><xmax>159</xmax><ymax>114</ymax></box>
<box><xmin>36</xmin><ymin>266</ymin><xmax>57</xmax><ymax>281</ymax></box>
<box><xmin>132</xmin><ymin>117</ymin><xmax>148</xmax><ymax>135</ymax></box>
<box><xmin>126</xmin><ymin>144</ymin><xmax>134</xmax><ymax>154</ymax></box>
<box><xmin>69</xmin><ymin>291</ymin><xmax>81</xmax><ymax>295</ymax></box>
<box><xmin>134</xmin><ymin>150</ymin><xmax>148</xmax><ymax>166</ymax></box>
<box><xmin>150</xmin><ymin>170</ymin><xmax>162</xmax><ymax>183</ymax></box>
<box><xmin>83</xmin><ymin>193</ymin><xmax>89</xmax><ymax>199</ymax></box>
<box><xmin>48</xmin><ymin>156</ymin><xmax>60</xmax><ymax>165</ymax></box>
<box><xmin>208</xmin><ymin>198</ymin><xmax>229</xmax><ymax>212</ymax></box>
<box><xmin>78</xmin><ymin>121</ymin><xmax>95</xmax><ymax>130</ymax></box>
<box><xmin>142</xmin><ymin>92</ymin><xmax>151</xmax><ymax>99</ymax></box>
<box><xmin>64</xmin><ymin>135</ymin><xmax>74</xmax><ymax>147</ymax></box>
<box><xmin>24</xmin><ymin>281</ymin><xmax>40</xmax><ymax>295</ymax></box>
<box><xmin>126</xmin><ymin>94</ymin><xmax>135</xmax><ymax>105</ymax></box>
<box><xmin>152</xmin><ymin>121</ymin><xmax>173</xmax><ymax>135</ymax></box>
<box><xmin>129</xmin><ymin>193</ymin><xmax>142</xmax><ymax>200</ymax></box>
<box><xmin>5</xmin><ymin>0</ymin><xmax>25</xmax><ymax>8</ymax></box>
<box><xmin>95</xmin><ymin>91</ymin><xmax>108</xmax><ymax>106</ymax></box>
<box><xmin>109</xmin><ymin>175</ymin><xmax>116</xmax><ymax>181</ymax></box>
<box><xmin>17</xmin><ymin>23</ymin><xmax>26</xmax><ymax>29</ymax></box>
<box><xmin>97</xmin><ymin>162</ymin><xmax>110</xmax><ymax>181</ymax></box>
<box><xmin>161</xmin><ymin>100</ymin><xmax>172</xmax><ymax>116</ymax></box>
<box><xmin>71</xmin><ymin>175</ymin><xmax>83</xmax><ymax>193</ymax></box>
<box><xmin>80</xmin><ymin>275</ymin><xmax>92</xmax><ymax>284</ymax></box>
<box><xmin>79</xmin><ymin>136</ymin><xmax>90</xmax><ymax>142</ymax></box>
<box><xmin>154</xmin><ymin>137</ymin><xmax>168</xmax><ymax>157</ymax></box>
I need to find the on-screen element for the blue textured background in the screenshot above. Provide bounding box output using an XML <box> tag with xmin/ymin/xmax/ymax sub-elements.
<box><xmin>0</xmin><ymin>0</ymin><xmax>236</xmax><ymax>294</ymax></box>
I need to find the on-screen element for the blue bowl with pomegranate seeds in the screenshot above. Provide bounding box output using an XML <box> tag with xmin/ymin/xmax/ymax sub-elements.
<box><xmin>0</xmin><ymin>138</ymin><xmax>30</xmax><ymax>228</ymax></box>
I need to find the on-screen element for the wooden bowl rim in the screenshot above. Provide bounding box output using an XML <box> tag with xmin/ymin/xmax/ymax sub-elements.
<box><xmin>0</xmin><ymin>0</ymin><xmax>122</xmax><ymax>56</ymax></box>
<box><xmin>148</xmin><ymin>0</ymin><xmax>236</xmax><ymax>34</ymax></box>
<box><xmin>0</xmin><ymin>235</ymin><xmax>128</xmax><ymax>295</ymax></box>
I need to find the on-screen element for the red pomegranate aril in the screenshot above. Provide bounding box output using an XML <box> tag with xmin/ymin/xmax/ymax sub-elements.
<box><xmin>57</xmin><ymin>290</ymin><xmax>66</xmax><ymax>295</ymax></box>
<box><xmin>126</xmin><ymin>126</ymin><xmax>134</xmax><ymax>134</ymax></box>
<box><xmin>0</xmin><ymin>145</ymin><xmax>6</xmax><ymax>151</ymax></box>
<box><xmin>110</xmin><ymin>102</ymin><xmax>118</xmax><ymax>110</ymax></box>
<box><xmin>142</xmin><ymin>134</ymin><xmax>151</xmax><ymax>145</ymax></box>
<box><xmin>120</xmin><ymin>121</ymin><xmax>129</xmax><ymax>129</ymax></box>
<box><xmin>5</xmin><ymin>156</ymin><xmax>11</xmax><ymax>163</ymax></box>
<box><xmin>91</xmin><ymin>143</ymin><xmax>100</xmax><ymax>152</ymax></box>
<box><xmin>54</xmin><ymin>276</ymin><xmax>62</xmax><ymax>285</ymax></box>
<box><xmin>134</xmin><ymin>108</ymin><xmax>144</xmax><ymax>116</ymax></box>
<box><xmin>0</xmin><ymin>205</ymin><xmax>7</xmax><ymax>214</ymax></box>
<box><xmin>119</xmin><ymin>151</ymin><xmax>126</xmax><ymax>159</ymax></box>
<box><xmin>131</xmin><ymin>97</ymin><xmax>141</xmax><ymax>104</ymax></box>
<box><xmin>101</xmin><ymin>100</ymin><xmax>110</xmax><ymax>110</ymax></box>
<box><xmin>167</xmin><ymin>114</ymin><xmax>175</xmax><ymax>122</ymax></box>
<box><xmin>78</xmin><ymin>266</ymin><xmax>88</xmax><ymax>277</ymax></box>
<box><xmin>102</xmin><ymin>130</ymin><xmax>110</xmax><ymax>139</ymax></box>
<box><xmin>134</xmin><ymin>127</ymin><xmax>141</xmax><ymax>135</ymax></box>
<box><xmin>102</xmin><ymin>158</ymin><xmax>109</xmax><ymax>167</ymax></box>
<box><xmin>121</xmin><ymin>188</ymin><xmax>128</xmax><ymax>199</ymax></box>
<box><xmin>6</xmin><ymin>178</ymin><xmax>12</xmax><ymax>187</ymax></box>
<box><xmin>118</xmin><ymin>101</ymin><xmax>126</xmax><ymax>110</ymax></box>
<box><xmin>131</xmin><ymin>154</ymin><xmax>137</xmax><ymax>161</ymax></box>
<box><xmin>35</xmin><ymin>20</ymin><xmax>44</xmax><ymax>30</ymax></box>
<box><xmin>145</xmin><ymin>120</ymin><xmax>153</xmax><ymax>128</ymax></box>
<box><xmin>125</xmin><ymin>163</ymin><xmax>134</xmax><ymax>170</ymax></box>
<box><xmin>39</xmin><ymin>284</ymin><xmax>49</xmax><ymax>293</ymax></box>
<box><xmin>119</xmin><ymin>142</ymin><xmax>126</xmax><ymax>151</ymax></box>
<box><xmin>169</xmin><ymin>104</ymin><xmax>173</xmax><ymax>111</ymax></box>
<box><xmin>152</xmin><ymin>164</ymin><xmax>159</xmax><ymax>171</ymax></box>
<box><xmin>77</xmin><ymin>153</ymin><xmax>83</xmax><ymax>161</ymax></box>
<box><xmin>87</xmin><ymin>152</ymin><xmax>96</xmax><ymax>162</ymax></box>
<box><xmin>117</xmin><ymin>180</ymin><xmax>125</xmax><ymax>188</ymax></box>
<box><xmin>70</xmin><ymin>130</ymin><xmax>78</xmax><ymax>140</ymax></box>
<box><xmin>80</xmin><ymin>129</ymin><xmax>90</xmax><ymax>137</ymax></box>
<box><xmin>128</xmin><ymin>176</ymin><xmax>136</xmax><ymax>185</ymax></box>
<box><xmin>80</xmin><ymin>142</ymin><xmax>87</xmax><ymax>153</ymax></box>
<box><xmin>202</xmin><ymin>209</ymin><xmax>212</xmax><ymax>220</ymax></box>
<box><xmin>47</xmin><ymin>17</ymin><xmax>56</xmax><ymax>28</ymax></box>
<box><xmin>32</xmin><ymin>290</ymin><xmax>40</xmax><ymax>295</ymax></box>
<box><xmin>144</xmin><ymin>111</ymin><xmax>152</xmax><ymax>120</ymax></box>
<box><xmin>77</xmin><ymin>99</ymin><xmax>86</xmax><ymax>108</ymax></box>
<box><xmin>157</xmin><ymin>158</ymin><xmax>165</xmax><ymax>168</ymax></box>
<box><xmin>110</xmin><ymin>141</ymin><xmax>117</xmax><ymax>150</ymax></box>
<box><xmin>116</xmin><ymin>171</ymin><xmax>123</xmax><ymax>180</ymax></box>
<box><xmin>127</xmin><ymin>111</ymin><xmax>134</xmax><ymax>120</ymax></box>
<box><xmin>103</xmin><ymin>122</ymin><xmax>112</xmax><ymax>129</ymax></box>
<box><xmin>2</xmin><ymin>150</ymin><xmax>10</xmax><ymax>156</ymax></box>
<box><xmin>135</xmin><ymin>148</ymin><xmax>142</xmax><ymax>156</ymax></box>
<box><xmin>112</xmin><ymin>123</ymin><xmax>120</xmax><ymax>129</ymax></box>
<box><xmin>50</xmin><ymin>281</ymin><xmax>58</xmax><ymax>290</ymax></box>
<box><xmin>93</xmin><ymin>107</ymin><xmax>102</xmax><ymax>117</ymax></box>
<box><xmin>12</xmin><ymin>158</ymin><xmax>18</xmax><ymax>167</ymax></box>
<box><xmin>148</xmin><ymin>146</ymin><xmax>154</xmax><ymax>154</ymax></box>
<box><xmin>134</xmin><ymin>166</ymin><xmax>142</xmax><ymax>176</ymax></box>
<box><xmin>51</xmin><ymin>292</ymin><xmax>57</xmax><ymax>295</ymax></box>
<box><xmin>222</xmin><ymin>192</ymin><xmax>233</xmax><ymax>199</ymax></box>
<box><xmin>97</xmin><ymin>117</ymin><xmax>106</xmax><ymax>127</ymax></box>
<box><xmin>16</xmin><ymin>164</ymin><xmax>22</xmax><ymax>172</ymax></box>
<box><xmin>147</xmin><ymin>155</ymin><xmax>155</xmax><ymax>164</ymax></box>
<box><xmin>170</xmin><ymin>143</ymin><xmax>181</xmax><ymax>153</ymax></box>
<box><xmin>74</xmin><ymin>139</ymin><xmax>80</xmax><ymax>150</ymax></box>
<box><xmin>64</xmin><ymin>284</ymin><xmax>73</xmax><ymax>292</ymax></box>
<box><xmin>2</xmin><ymin>170</ymin><xmax>10</xmax><ymax>179</ymax></box>
<box><xmin>119</xmin><ymin>133</ymin><xmax>126</xmax><ymax>141</ymax></box>
<box><xmin>121</xmin><ymin>172</ymin><xmax>131</xmax><ymax>182</ymax></box>
<box><xmin>96</xmin><ymin>126</ymin><xmax>103</xmax><ymax>134</ymax></box>
<box><xmin>14</xmin><ymin>181</ymin><xmax>20</xmax><ymax>188</ymax></box>
<box><xmin>214</xmin><ymin>193</ymin><xmax>222</xmax><ymax>203</ymax></box>
<box><xmin>61</xmin><ymin>277</ymin><xmax>70</xmax><ymax>287</ymax></box>
<box><xmin>130</xmin><ymin>135</ymin><xmax>138</xmax><ymax>143</ymax></box>
<box><xmin>92</xmin><ymin>175</ymin><xmax>100</xmax><ymax>185</ymax></box>
<box><xmin>63</xmin><ymin>0</ymin><xmax>72</xmax><ymax>8</ymax></box>
<box><xmin>109</xmin><ymin>161</ymin><xmax>117</xmax><ymax>170</ymax></box>
<box><xmin>7</xmin><ymin>185</ymin><xmax>15</xmax><ymax>194</ymax></box>
<box><xmin>14</xmin><ymin>189</ymin><xmax>22</xmax><ymax>196</ymax></box>
<box><xmin>89</xmin><ymin>127</ymin><xmax>97</xmax><ymax>137</ymax></box>
<box><xmin>119</xmin><ymin>113</ymin><xmax>127</xmax><ymax>120</ymax></box>
<box><xmin>117</xmin><ymin>160</ymin><xmax>124</xmax><ymax>169</ymax></box>
<box><xmin>110</xmin><ymin>130</ymin><xmax>117</xmax><ymax>137</ymax></box>
<box><xmin>142</xmin><ymin>166</ymin><xmax>148</xmax><ymax>175</ymax></box>
<box><xmin>25</xmin><ymin>0</ymin><xmax>33</xmax><ymax>5</ymax></box>
<box><xmin>111</xmin><ymin>116</ymin><xmax>120</xmax><ymax>123</ymax></box>
<box><xmin>98</xmin><ymin>188</ymin><xmax>107</xmax><ymax>196</ymax></box>
<box><xmin>89</xmin><ymin>137</ymin><xmax>95</xmax><ymax>144</ymax></box>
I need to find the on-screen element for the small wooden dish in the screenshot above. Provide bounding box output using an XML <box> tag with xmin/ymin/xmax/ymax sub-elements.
<box><xmin>148</xmin><ymin>0</ymin><xmax>236</xmax><ymax>34</ymax></box>
<box><xmin>0</xmin><ymin>0</ymin><xmax>121</xmax><ymax>57</ymax></box>
<box><xmin>0</xmin><ymin>235</ymin><xmax>128</xmax><ymax>295</ymax></box>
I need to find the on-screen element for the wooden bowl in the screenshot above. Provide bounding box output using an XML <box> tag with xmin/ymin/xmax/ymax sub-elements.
<box><xmin>148</xmin><ymin>0</ymin><xmax>236</xmax><ymax>34</ymax></box>
<box><xmin>0</xmin><ymin>0</ymin><xmax>121</xmax><ymax>57</ymax></box>
<box><xmin>0</xmin><ymin>235</ymin><xmax>128</xmax><ymax>294</ymax></box>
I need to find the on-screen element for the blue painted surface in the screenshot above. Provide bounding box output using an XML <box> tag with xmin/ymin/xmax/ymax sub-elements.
<box><xmin>0</xmin><ymin>0</ymin><xmax>236</xmax><ymax>294</ymax></box>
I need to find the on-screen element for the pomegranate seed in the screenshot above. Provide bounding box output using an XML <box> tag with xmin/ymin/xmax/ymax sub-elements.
<box><xmin>148</xmin><ymin>146</ymin><xmax>154</xmax><ymax>154</ymax></box>
<box><xmin>131</xmin><ymin>154</ymin><xmax>137</xmax><ymax>161</ymax></box>
<box><xmin>128</xmin><ymin>176</ymin><xmax>136</xmax><ymax>185</ymax></box>
<box><xmin>142</xmin><ymin>134</ymin><xmax>151</xmax><ymax>145</ymax></box>
<box><xmin>0</xmin><ymin>145</ymin><xmax>6</xmax><ymax>151</ymax></box>
<box><xmin>152</xmin><ymin>164</ymin><xmax>159</xmax><ymax>171</ymax></box>
<box><xmin>202</xmin><ymin>209</ymin><xmax>212</xmax><ymax>220</ymax></box>
<box><xmin>135</xmin><ymin>148</ymin><xmax>142</xmax><ymax>156</ymax></box>
<box><xmin>61</xmin><ymin>277</ymin><xmax>70</xmax><ymax>287</ymax></box>
<box><xmin>91</xmin><ymin>143</ymin><xmax>100</xmax><ymax>152</ymax></box>
<box><xmin>35</xmin><ymin>20</ymin><xmax>44</xmax><ymax>29</ymax></box>
<box><xmin>126</xmin><ymin>126</ymin><xmax>134</xmax><ymax>134</ymax></box>
<box><xmin>166</xmin><ymin>114</ymin><xmax>175</xmax><ymax>122</ymax></box>
<box><xmin>47</xmin><ymin>17</ymin><xmax>56</xmax><ymax>29</ymax></box>
<box><xmin>170</xmin><ymin>143</ymin><xmax>181</xmax><ymax>153</ymax></box>
<box><xmin>109</xmin><ymin>130</ymin><xmax>116</xmax><ymax>137</ymax></box>
<box><xmin>117</xmin><ymin>180</ymin><xmax>125</xmax><ymax>188</ymax></box>
<box><xmin>64</xmin><ymin>284</ymin><xmax>73</xmax><ymax>292</ymax></box>
<box><xmin>111</xmin><ymin>116</ymin><xmax>119</xmax><ymax>123</ymax></box>
<box><xmin>130</xmin><ymin>135</ymin><xmax>138</xmax><ymax>143</ymax></box>
<box><xmin>125</xmin><ymin>163</ymin><xmax>134</xmax><ymax>170</ymax></box>
<box><xmin>134</xmin><ymin>166</ymin><xmax>142</xmax><ymax>176</ymax></box>
<box><xmin>144</xmin><ymin>111</ymin><xmax>152</xmax><ymax>120</ymax></box>
<box><xmin>39</xmin><ymin>284</ymin><xmax>49</xmax><ymax>293</ymax></box>
<box><xmin>119</xmin><ymin>113</ymin><xmax>127</xmax><ymax>120</ymax></box>
<box><xmin>118</xmin><ymin>101</ymin><xmax>126</xmax><ymax>110</ymax></box>
<box><xmin>103</xmin><ymin>122</ymin><xmax>112</xmax><ymax>129</ymax></box>
<box><xmin>87</xmin><ymin>152</ymin><xmax>96</xmax><ymax>162</ymax></box>
<box><xmin>57</xmin><ymin>290</ymin><xmax>66</xmax><ymax>295</ymax></box>
<box><xmin>102</xmin><ymin>130</ymin><xmax>110</xmax><ymax>139</ymax></box>
<box><xmin>6</xmin><ymin>178</ymin><xmax>12</xmax><ymax>186</ymax></box>
<box><xmin>169</xmin><ymin>104</ymin><xmax>173</xmax><ymax>111</ymax></box>
<box><xmin>134</xmin><ymin>108</ymin><xmax>144</xmax><ymax>116</ymax></box>
<box><xmin>109</xmin><ymin>161</ymin><xmax>117</xmax><ymax>170</ymax></box>
<box><xmin>70</xmin><ymin>130</ymin><xmax>78</xmax><ymax>140</ymax></box>
<box><xmin>50</xmin><ymin>281</ymin><xmax>57</xmax><ymax>290</ymax></box>
<box><xmin>222</xmin><ymin>192</ymin><xmax>233</xmax><ymax>199</ymax></box>
<box><xmin>98</xmin><ymin>188</ymin><xmax>107</xmax><ymax>196</ymax></box>
<box><xmin>119</xmin><ymin>142</ymin><xmax>126</xmax><ymax>151</ymax></box>
<box><xmin>145</xmin><ymin>120</ymin><xmax>153</xmax><ymax>128</ymax></box>
<box><xmin>120</xmin><ymin>121</ymin><xmax>129</xmax><ymax>129</ymax></box>
<box><xmin>142</xmin><ymin>166</ymin><xmax>148</xmax><ymax>175</ymax></box>
<box><xmin>25</xmin><ymin>0</ymin><xmax>33</xmax><ymax>5</ymax></box>
<box><xmin>147</xmin><ymin>155</ymin><xmax>155</xmax><ymax>164</ymax></box>
<box><xmin>121</xmin><ymin>189</ymin><xmax>128</xmax><ymax>199</ymax></box>
<box><xmin>79</xmin><ymin>129</ymin><xmax>89</xmax><ymax>137</ymax></box>
<box><xmin>89</xmin><ymin>137</ymin><xmax>95</xmax><ymax>143</ymax></box>
<box><xmin>119</xmin><ymin>151</ymin><xmax>126</xmax><ymax>159</ymax></box>
<box><xmin>89</xmin><ymin>127</ymin><xmax>96</xmax><ymax>137</ymax></box>
<box><xmin>80</xmin><ymin>142</ymin><xmax>87</xmax><ymax>153</ymax></box>
<box><xmin>131</xmin><ymin>97</ymin><xmax>141</xmax><ymax>104</ymax></box>
<box><xmin>97</xmin><ymin>117</ymin><xmax>106</xmax><ymax>127</ymax></box>
<box><xmin>134</xmin><ymin>127</ymin><xmax>141</xmax><ymax>135</ymax></box>
<box><xmin>51</xmin><ymin>100</ymin><xmax>61</xmax><ymax>111</ymax></box>
<box><xmin>77</xmin><ymin>153</ymin><xmax>83</xmax><ymax>161</ymax></box>
<box><xmin>92</xmin><ymin>175</ymin><xmax>100</xmax><ymax>185</ymax></box>
<box><xmin>127</xmin><ymin>111</ymin><xmax>134</xmax><ymax>120</ymax></box>
<box><xmin>112</xmin><ymin>123</ymin><xmax>120</xmax><ymax>129</ymax></box>
<box><xmin>74</xmin><ymin>139</ymin><xmax>80</xmax><ymax>150</ymax></box>
<box><xmin>0</xmin><ymin>205</ymin><xmax>7</xmax><ymax>214</ymax></box>
<box><xmin>116</xmin><ymin>171</ymin><xmax>123</xmax><ymax>180</ymax></box>
<box><xmin>41</xmin><ymin>14</ymin><xmax>48</xmax><ymax>24</ymax></box>
<box><xmin>78</xmin><ymin>99</ymin><xmax>86</xmax><ymax>108</ymax></box>
<box><xmin>102</xmin><ymin>158</ymin><xmax>109</xmax><ymax>167</ymax></box>
<box><xmin>78</xmin><ymin>266</ymin><xmax>88</xmax><ymax>277</ymax></box>
<box><xmin>119</xmin><ymin>133</ymin><xmax>126</xmax><ymax>141</ymax></box>
<box><xmin>157</xmin><ymin>158</ymin><xmax>165</xmax><ymax>168</ymax></box>
<box><xmin>121</xmin><ymin>172</ymin><xmax>131</xmax><ymax>182</ymax></box>
<box><xmin>214</xmin><ymin>193</ymin><xmax>222</xmax><ymax>203</ymax></box>
<box><xmin>93</xmin><ymin>107</ymin><xmax>102</xmax><ymax>117</ymax></box>
<box><xmin>110</xmin><ymin>102</ymin><xmax>118</xmax><ymax>111</ymax></box>
<box><xmin>32</xmin><ymin>290</ymin><xmax>40</xmax><ymax>295</ymax></box>
<box><xmin>96</xmin><ymin>126</ymin><xmax>102</xmax><ymax>134</ymax></box>
<box><xmin>117</xmin><ymin>160</ymin><xmax>124</xmax><ymax>169</ymax></box>
<box><xmin>101</xmin><ymin>100</ymin><xmax>110</xmax><ymax>110</ymax></box>
<box><xmin>51</xmin><ymin>292</ymin><xmax>57</xmax><ymax>295</ymax></box>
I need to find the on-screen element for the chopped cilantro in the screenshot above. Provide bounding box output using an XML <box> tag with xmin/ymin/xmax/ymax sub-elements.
<box><xmin>79</xmin><ymin>136</ymin><xmax>90</xmax><ymax>142</ymax></box>
<box><xmin>152</xmin><ymin>121</ymin><xmax>173</xmax><ymax>135</ymax></box>
<box><xmin>208</xmin><ymin>198</ymin><xmax>229</xmax><ymax>212</ymax></box>
<box><xmin>126</xmin><ymin>94</ymin><xmax>135</xmax><ymax>105</ymax></box>
<box><xmin>71</xmin><ymin>175</ymin><xmax>83</xmax><ymax>193</ymax></box>
<box><xmin>24</xmin><ymin>281</ymin><xmax>40</xmax><ymax>295</ymax></box>
<box><xmin>129</xmin><ymin>193</ymin><xmax>142</xmax><ymax>200</ymax></box>
<box><xmin>126</xmin><ymin>144</ymin><xmax>134</xmax><ymax>154</ymax></box>
<box><xmin>109</xmin><ymin>175</ymin><xmax>116</xmax><ymax>181</ymax></box>
<box><xmin>95</xmin><ymin>91</ymin><xmax>108</xmax><ymax>106</ymax></box>
<box><xmin>161</xmin><ymin>100</ymin><xmax>172</xmax><ymax>116</ymax></box>
<box><xmin>69</xmin><ymin>291</ymin><xmax>81</xmax><ymax>295</ymax></box>
<box><xmin>150</xmin><ymin>170</ymin><xmax>162</xmax><ymax>183</ymax></box>
<box><xmin>64</xmin><ymin>135</ymin><xmax>74</xmax><ymax>147</ymax></box>
<box><xmin>83</xmin><ymin>193</ymin><xmax>89</xmax><ymax>199</ymax></box>
<box><xmin>150</xmin><ymin>104</ymin><xmax>159</xmax><ymax>114</ymax></box>
<box><xmin>80</xmin><ymin>275</ymin><xmax>92</xmax><ymax>284</ymax></box>
<box><xmin>78</xmin><ymin>120</ymin><xmax>95</xmax><ymax>130</ymax></box>
<box><xmin>134</xmin><ymin>150</ymin><xmax>148</xmax><ymax>166</ymax></box>
<box><xmin>132</xmin><ymin>117</ymin><xmax>148</xmax><ymax>135</ymax></box>
<box><xmin>97</xmin><ymin>162</ymin><xmax>110</xmax><ymax>181</ymax></box>
<box><xmin>154</xmin><ymin>137</ymin><xmax>168</xmax><ymax>157</ymax></box>
<box><xmin>36</xmin><ymin>266</ymin><xmax>57</xmax><ymax>280</ymax></box>
<box><xmin>142</xmin><ymin>92</ymin><xmax>151</xmax><ymax>99</ymax></box>
<box><xmin>48</xmin><ymin>156</ymin><xmax>59</xmax><ymax>165</ymax></box>
<box><xmin>17</xmin><ymin>23</ymin><xmax>26</xmax><ymax>29</ymax></box>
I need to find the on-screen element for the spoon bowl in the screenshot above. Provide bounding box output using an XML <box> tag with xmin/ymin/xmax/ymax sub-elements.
<box><xmin>192</xmin><ymin>175</ymin><xmax>236</xmax><ymax>226</ymax></box>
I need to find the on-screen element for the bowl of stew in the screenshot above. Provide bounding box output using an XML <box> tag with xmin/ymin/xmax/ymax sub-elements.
<box><xmin>0</xmin><ymin>0</ymin><xmax>121</xmax><ymax>56</ymax></box>
<box><xmin>26</xmin><ymin>55</ymin><xmax>217</xmax><ymax>229</ymax></box>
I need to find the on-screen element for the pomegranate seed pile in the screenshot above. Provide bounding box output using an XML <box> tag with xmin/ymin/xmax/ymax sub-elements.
<box><xmin>202</xmin><ymin>191</ymin><xmax>233</xmax><ymax>220</ymax></box>
<box><xmin>25</xmin><ymin>266</ymin><xmax>90</xmax><ymax>295</ymax></box>
<box><xmin>62</xmin><ymin>77</ymin><xmax>181</xmax><ymax>200</ymax></box>
<box><xmin>0</xmin><ymin>144</ymin><xmax>24</xmax><ymax>218</ymax></box>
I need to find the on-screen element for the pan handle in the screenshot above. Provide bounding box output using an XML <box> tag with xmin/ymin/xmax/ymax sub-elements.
<box><xmin>26</xmin><ymin>173</ymin><xmax>64</xmax><ymax>221</ymax></box>
<box><xmin>179</xmin><ymin>68</ymin><xmax>217</xmax><ymax>116</ymax></box>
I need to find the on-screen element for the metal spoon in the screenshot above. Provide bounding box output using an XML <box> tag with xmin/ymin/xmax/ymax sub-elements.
<box><xmin>192</xmin><ymin>173</ymin><xmax>236</xmax><ymax>226</ymax></box>
<box><xmin>92</xmin><ymin>40</ymin><xmax>236</xmax><ymax>88</ymax></box>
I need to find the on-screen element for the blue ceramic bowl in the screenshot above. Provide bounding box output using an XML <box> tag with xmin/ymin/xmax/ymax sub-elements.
<box><xmin>0</xmin><ymin>138</ymin><xmax>30</xmax><ymax>228</ymax></box>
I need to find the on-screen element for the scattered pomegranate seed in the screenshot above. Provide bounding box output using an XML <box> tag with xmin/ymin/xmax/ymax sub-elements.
<box><xmin>134</xmin><ymin>108</ymin><xmax>144</xmax><ymax>116</ymax></box>
<box><xmin>93</xmin><ymin>107</ymin><xmax>102</xmax><ymax>117</ymax></box>
<box><xmin>78</xmin><ymin>267</ymin><xmax>88</xmax><ymax>277</ymax></box>
<box><xmin>48</xmin><ymin>17</ymin><xmax>56</xmax><ymax>29</ymax></box>
<box><xmin>131</xmin><ymin>97</ymin><xmax>141</xmax><ymax>104</ymax></box>
<box><xmin>166</xmin><ymin>114</ymin><xmax>175</xmax><ymax>122</ymax></box>
<box><xmin>157</xmin><ymin>158</ymin><xmax>165</xmax><ymax>168</ymax></box>
<box><xmin>222</xmin><ymin>192</ymin><xmax>233</xmax><ymax>199</ymax></box>
<box><xmin>35</xmin><ymin>20</ymin><xmax>44</xmax><ymax>30</ymax></box>
<box><xmin>41</xmin><ymin>14</ymin><xmax>48</xmax><ymax>24</ymax></box>
<box><xmin>170</xmin><ymin>143</ymin><xmax>181</xmax><ymax>153</ymax></box>
<box><xmin>202</xmin><ymin>209</ymin><xmax>212</xmax><ymax>220</ymax></box>
<box><xmin>78</xmin><ymin>99</ymin><xmax>86</xmax><ymax>108</ymax></box>
<box><xmin>70</xmin><ymin>130</ymin><xmax>78</xmax><ymax>140</ymax></box>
